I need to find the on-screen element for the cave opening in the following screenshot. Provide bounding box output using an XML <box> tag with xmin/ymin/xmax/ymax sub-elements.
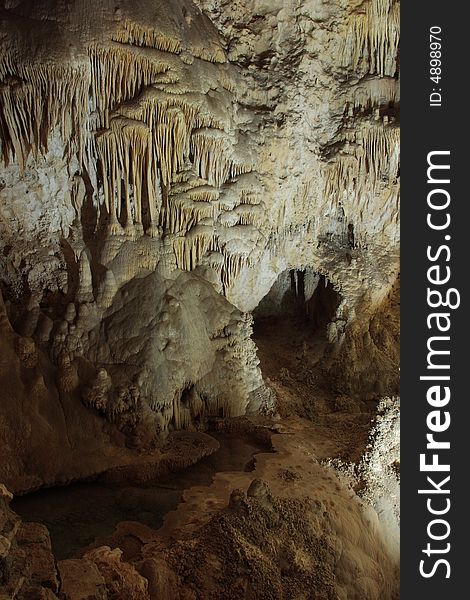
<box><xmin>305</xmin><ymin>274</ymin><xmax>342</xmax><ymax>337</ymax></box>
<box><xmin>252</xmin><ymin>268</ymin><xmax>342</xmax><ymax>387</ymax></box>
<box><xmin>253</xmin><ymin>268</ymin><xmax>341</xmax><ymax>338</ymax></box>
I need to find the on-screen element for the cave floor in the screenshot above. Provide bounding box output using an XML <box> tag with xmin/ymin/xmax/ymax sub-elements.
<box><xmin>64</xmin><ymin>414</ymin><xmax>399</xmax><ymax>599</ymax></box>
<box><xmin>7</xmin><ymin>311</ymin><xmax>398</xmax><ymax>598</ymax></box>
<box><xmin>13</xmin><ymin>314</ymin><xmax>379</xmax><ymax>563</ymax></box>
<box><xmin>254</xmin><ymin>314</ymin><xmax>376</xmax><ymax>464</ymax></box>
<box><xmin>12</xmin><ymin>431</ymin><xmax>272</xmax><ymax>560</ymax></box>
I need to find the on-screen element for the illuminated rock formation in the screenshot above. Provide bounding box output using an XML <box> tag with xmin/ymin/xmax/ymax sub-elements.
<box><xmin>0</xmin><ymin>0</ymin><xmax>399</xmax><ymax>489</ymax></box>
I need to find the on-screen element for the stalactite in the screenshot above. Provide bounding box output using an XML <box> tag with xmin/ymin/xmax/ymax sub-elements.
<box><xmin>340</xmin><ymin>0</ymin><xmax>400</xmax><ymax>77</ymax></box>
<box><xmin>170</xmin><ymin>385</ymin><xmax>209</xmax><ymax>430</ymax></box>
<box><xmin>190</xmin><ymin>128</ymin><xmax>232</xmax><ymax>188</ymax></box>
<box><xmin>349</xmin><ymin>77</ymin><xmax>400</xmax><ymax>114</ymax></box>
<box><xmin>114</xmin><ymin>20</ymin><xmax>183</xmax><ymax>55</ymax></box>
<box><xmin>232</xmin><ymin>172</ymin><xmax>263</xmax><ymax>205</ymax></box>
<box><xmin>222</xmin><ymin>253</ymin><xmax>251</xmax><ymax>289</ymax></box>
<box><xmin>324</xmin><ymin>123</ymin><xmax>399</xmax><ymax>203</ymax></box>
<box><xmin>172</xmin><ymin>392</ymin><xmax>191</xmax><ymax>430</ymax></box>
<box><xmin>234</xmin><ymin>204</ymin><xmax>264</xmax><ymax>226</ymax></box>
<box><xmin>155</xmin><ymin>108</ymin><xmax>190</xmax><ymax>186</ymax></box>
<box><xmin>158</xmin><ymin>385</ymin><xmax>238</xmax><ymax>431</ymax></box>
<box><xmin>205</xmin><ymin>251</ymin><xmax>225</xmax><ymax>274</ymax></box>
<box><xmin>88</xmin><ymin>43</ymin><xmax>171</xmax><ymax>127</ymax></box>
<box><xmin>230</xmin><ymin>162</ymin><xmax>253</xmax><ymax>179</ymax></box>
<box><xmin>0</xmin><ymin>6</ymin><xmax>287</xmax><ymax>307</ymax></box>
<box><xmin>173</xmin><ymin>225</ymin><xmax>215</xmax><ymax>271</ymax></box>
<box><xmin>0</xmin><ymin>61</ymin><xmax>90</xmax><ymax>167</ymax></box>
<box><xmin>218</xmin><ymin>185</ymin><xmax>241</xmax><ymax>212</ymax></box>
<box><xmin>190</xmin><ymin>45</ymin><xmax>227</xmax><ymax>65</ymax></box>
<box><xmin>113</xmin><ymin>17</ymin><xmax>226</xmax><ymax>64</ymax></box>
<box><xmin>154</xmin><ymin>81</ymin><xmax>194</xmax><ymax>96</ymax></box>
<box><xmin>239</xmin><ymin>189</ymin><xmax>261</xmax><ymax>205</ymax></box>
<box><xmin>194</xmin><ymin>113</ymin><xmax>227</xmax><ymax>132</ymax></box>
<box><xmin>118</xmin><ymin>88</ymin><xmax>204</xmax><ymax>189</ymax></box>
<box><xmin>126</xmin><ymin>88</ymin><xmax>199</xmax><ymax>128</ymax></box>
<box><xmin>146</xmin><ymin>150</ymin><xmax>162</xmax><ymax>237</ymax></box>
<box><xmin>170</xmin><ymin>176</ymin><xmax>209</xmax><ymax>194</ymax></box>
<box><xmin>218</xmin><ymin>211</ymin><xmax>239</xmax><ymax>228</ymax></box>
<box><xmin>187</xmin><ymin>185</ymin><xmax>220</xmax><ymax>202</ymax></box>
<box><xmin>95</xmin><ymin>116</ymin><xmax>160</xmax><ymax>234</ymax></box>
<box><xmin>164</xmin><ymin>191</ymin><xmax>218</xmax><ymax>235</ymax></box>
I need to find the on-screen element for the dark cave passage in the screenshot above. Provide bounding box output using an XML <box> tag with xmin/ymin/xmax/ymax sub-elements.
<box><xmin>252</xmin><ymin>268</ymin><xmax>343</xmax><ymax>419</ymax></box>
<box><xmin>252</xmin><ymin>269</ymin><xmax>377</xmax><ymax>464</ymax></box>
<box><xmin>253</xmin><ymin>268</ymin><xmax>341</xmax><ymax>349</ymax></box>
<box><xmin>305</xmin><ymin>275</ymin><xmax>342</xmax><ymax>337</ymax></box>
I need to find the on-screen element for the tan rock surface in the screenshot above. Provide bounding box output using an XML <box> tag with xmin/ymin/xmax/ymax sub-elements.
<box><xmin>57</xmin><ymin>559</ymin><xmax>107</xmax><ymax>600</ymax></box>
<box><xmin>0</xmin><ymin>1</ymin><xmax>400</xmax><ymax>598</ymax></box>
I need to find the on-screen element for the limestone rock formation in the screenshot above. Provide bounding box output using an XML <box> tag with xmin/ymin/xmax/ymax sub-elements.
<box><xmin>0</xmin><ymin>0</ymin><xmax>399</xmax><ymax>491</ymax></box>
<box><xmin>0</xmin><ymin>1</ymin><xmax>399</xmax><ymax>597</ymax></box>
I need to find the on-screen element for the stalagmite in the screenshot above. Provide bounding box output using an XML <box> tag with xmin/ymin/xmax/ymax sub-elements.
<box><xmin>35</xmin><ymin>314</ymin><xmax>54</xmax><ymax>344</ymax></box>
<box><xmin>77</xmin><ymin>251</ymin><xmax>94</xmax><ymax>303</ymax></box>
<box><xmin>96</xmin><ymin>269</ymin><xmax>118</xmax><ymax>309</ymax></box>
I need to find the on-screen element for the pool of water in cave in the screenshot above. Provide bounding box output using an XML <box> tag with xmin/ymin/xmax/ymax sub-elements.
<box><xmin>12</xmin><ymin>432</ymin><xmax>270</xmax><ymax>560</ymax></box>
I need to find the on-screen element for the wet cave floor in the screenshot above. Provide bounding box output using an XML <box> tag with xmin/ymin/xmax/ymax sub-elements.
<box><xmin>12</xmin><ymin>310</ymin><xmax>377</xmax><ymax>562</ymax></box>
<box><xmin>8</xmin><ymin>296</ymin><xmax>399</xmax><ymax>599</ymax></box>
<box><xmin>12</xmin><ymin>431</ymin><xmax>271</xmax><ymax>560</ymax></box>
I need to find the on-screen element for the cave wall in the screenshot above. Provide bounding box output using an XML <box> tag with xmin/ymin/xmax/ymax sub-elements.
<box><xmin>0</xmin><ymin>0</ymin><xmax>400</xmax><ymax>488</ymax></box>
